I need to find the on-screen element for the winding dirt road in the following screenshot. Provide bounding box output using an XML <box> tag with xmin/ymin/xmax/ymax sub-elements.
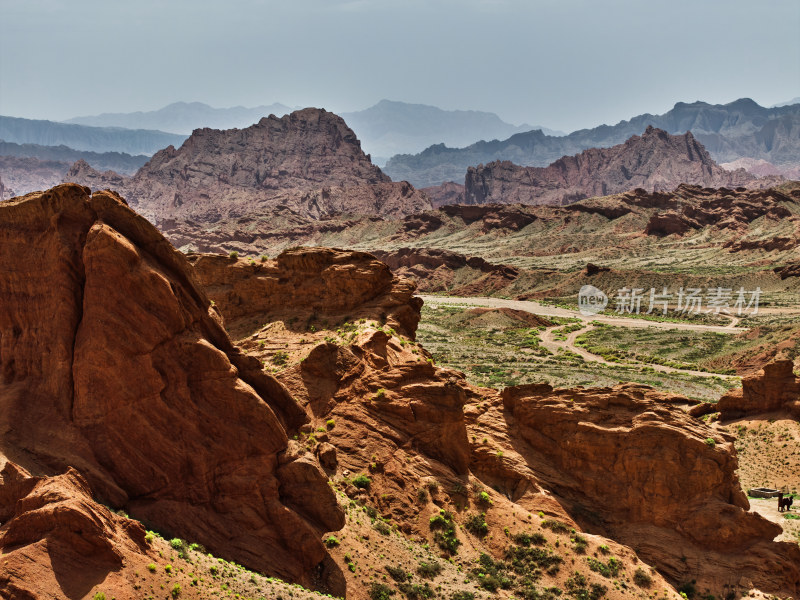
<box><xmin>420</xmin><ymin>294</ymin><xmax>745</xmax><ymax>379</ymax></box>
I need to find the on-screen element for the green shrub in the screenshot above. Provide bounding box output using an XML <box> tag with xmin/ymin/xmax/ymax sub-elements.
<box><xmin>704</xmin><ymin>438</ymin><xmax>716</xmax><ymax>447</ymax></box>
<box><xmin>325</xmin><ymin>535</ymin><xmax>340</xmax><ymax>548</ymax></box>
<box><xmin>511</xmin><ymin>532</ymin><xmax>546</xmax><ymax>546</ymax></box>
<box><xmin>170</xmin><ymin>538</ymin><xmax>183</xmax><ymax>550</ymax></box>
<box><xmin>374</xmin><ymin>520</ymin><xmax>391</xmax><ymax>535</ymax></box>
<box><xmin>164</xmin><ymin>564</ymin><xmax>172</xmax><ymax>574</ymax></box>
<box><xmin>450</xmin><ymin>592</ymin><xmax>475</xmax><ymax>600</ymax></box>
<box><xmin>272</xmin><ymin>350</ymin><xmax>289</xmax><ymax>366</ymax></box>
<box><xmin>572</xmin><ymin>534</ymin><xmax>588</xmax><ymax>554</ymax></box>
<box><xmin>326</xmin><ymin>419</ymin><xmax>335</xmax><ymax>429</ymax></box>
<box><xmin>429</xmin><ymin>510</ymin><xmax>460</xmax><ymax>554</ymax></box>
<box><xmin>229</xmin><ymin>251</ymin><xmax>238</xmax><ymax>259</ymax></box>
<box><xmin>678</xmin><ymin>581</ymin><xmax>697</xmax><ymax>599</ymax></box>
<box><xmin>144</xmin><ymin>531</ymin><xmax>155</xmax><ymax>544</ymax></box>
<box><xmin>353</xmin><ymin>474</ymin><xmax>371</xmax><ymax>489</ymax></box>
<box><xmin>147</xmin><ymin>562</ymin><xmax>156</xmax><ymax>572</ymax></box>
<box><xmin>465</xmin><ymin>512</ymin><xmax>489</xmax><ymax>537</ymax></box>
<box><xmin>171</xmin><ymin>583</ymin><xmax>181</xmax><ymax>598</ymax></box>
<box><xmin>93</xmin><ymin>594</ymin><xmax>106</xmax><ymax>600</ymax></box>
<box><xmin>541</xmin><ymin>519</ymin><xmax>570</xmax><ymax>533</ymax></box>
<box><xmin>369</xmin><ymin>582</ymin><xmax>396</xmax><ymax>600</ymax></box>
<box><xmin>385</xmin><ymin>565</ymin><xmax>409</xmax><ymax>582</ymax></box>
<box><xmin>633</xmin><ymin>567</ymin><xmax>653</xmax><ymax>587</ymax></box>
<box><xmin>398</xmin><ymin>582</ymin><xmax>435</xmax><ymax>599</ymax></box>
<box><xmin>477</xmin><ymin>490</ymin><xmax>493</xmax><ymax>505</ymax></box>
<box><xmin>417</xmin><ymin>561</ymin><xmax>442</xmax><ymax>578</ymax></box>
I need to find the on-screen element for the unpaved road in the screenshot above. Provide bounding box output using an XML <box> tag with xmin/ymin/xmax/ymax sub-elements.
<box><xmin>421</xmin><ymin>294</ymin><xmax>744</xmax><ymax>379</ymax></box>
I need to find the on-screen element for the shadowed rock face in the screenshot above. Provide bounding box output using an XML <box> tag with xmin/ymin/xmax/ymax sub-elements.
<box><xmin>462</xmin><ymin>127</ymin><xmax>778</xmax><ymax>207</ymax></box>
<box><xmin>65</xmin><ymin>108</ymin><xmax>432</xmax><ymax>223</ymax></box>
<box><xmin>0</xmin><ymin>184</ymin><xmax>344</xmax><ymax>593</ymax></box>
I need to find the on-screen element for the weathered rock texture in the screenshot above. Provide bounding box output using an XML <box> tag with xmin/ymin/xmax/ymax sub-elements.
<box><xmin>493</xmin><ymin>384</ymin><xmax>800</xmax><ymax>595</ymax></box>
<box><xmin>66</xmin><ymin>108</ymin><xmax>432</xmax><ymax>223</ymax></box>
<box><xmin>189</xmin><ymin>247</ymin><xmax>423</xmax><ymax>339</ymax></box>
<box><xmin>0</xmin><ymin>184</ymin><xmax>344</xmax><ymax>593</ymax></box>
<box><xmin>718</xmin><ymin>360</ymin><xmax>800</xmax><ymax>420</ymax></box>
<box><xmin>0</xmin><ymin>460</ymin><xmax>149</xmax><ymax>599</ymax></box>
<box><xmin>463</xmin><ymin>127</ymin><xmax>779</xmax><ymax>206</ymax></box>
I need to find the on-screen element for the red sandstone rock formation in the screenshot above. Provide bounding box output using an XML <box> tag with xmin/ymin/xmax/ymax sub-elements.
<box><xmin>463</xmin><ymin>127</ymin><xmax>780</xmax><ymax>207</ymax></box>
<box><xmin>0</xmin><ymin>184</ymin><xmax>344</xmax><ymax>593</ymax></box>
<box><xmin>68</xmin><ymin>108</ymin><xmax>431</xmax><ymax>223</ymax></box>
<box><xmin>718</xmin><ymin>360</ymin><xmax>800</xmax><ymax>420</ymax></box>
<box><xmin>493</xmin><ymin>383</ymin><xmax>800</xmax><ymax>595</ymax></box>
<box><xmin>188</xmin><ymin>248</ymin><xmax>423</xmax><ymax>340</ymax></box>
<box><xmin>0</xmin><ymin>461</ymin><xmax>150</xmax><ymax>599</ymax></box>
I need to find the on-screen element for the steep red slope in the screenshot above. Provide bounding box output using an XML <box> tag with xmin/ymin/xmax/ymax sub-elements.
<box><xmin>0</xmin><ymin>184</ymin><xmax>344</xmax><ymax>593</ymax></box>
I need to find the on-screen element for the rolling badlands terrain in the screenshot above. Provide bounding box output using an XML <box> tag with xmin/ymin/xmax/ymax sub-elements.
<box><xmin>1</xmin><ymin>103</ymin><xmax>799</xmax><ymax>600</ymax></box>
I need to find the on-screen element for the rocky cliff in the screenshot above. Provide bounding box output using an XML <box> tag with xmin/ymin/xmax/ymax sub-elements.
<box><xmin>462</xmin><ymin>127</ymin><xmax>777</xmax><ymax>206</ymax></box>
<box><xmin>67</xmin><ymin>108</ymin><xmax>431</xmax><ymax>223</ymax></box>
<box><xmin>0</xmin><ymin>184</ymin><xmax>344</xmax><ymax>595</ymax></box>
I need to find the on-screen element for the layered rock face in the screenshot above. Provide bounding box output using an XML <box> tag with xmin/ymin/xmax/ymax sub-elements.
<box><xmin>492</xmin><ymin>384</ymin><xmax>800</xmax><ymax>595</ymax></box>
<box><xmin>0</xmin><ymin>184</ymin><xmax>344</xmax><ymax>592</ymax></box>
<box><xmin>67</xmin><ymin>108</ymin><xmax>432</xmax><ymax>223</ymax></box>
<box><xmin>463</xmin><ymin>127</ymin><xmax>777</xmax><ymax>206</ymax></box>
<box><xmin>718</xmin><ymin>359</ymin><xmax>800</xmax><ymax>420</ymax></box>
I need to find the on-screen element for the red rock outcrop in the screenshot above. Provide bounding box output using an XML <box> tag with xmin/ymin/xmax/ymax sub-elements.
<box><xmin>370</xmin><ymin>247</ymin><xmax>519</xmax><ymax>294</ymax></box>
<box><xmin>718</xmin><ymin>359</ymin><xmax>800</xmax><ymax>420</ymax></box>
<box><xmin>189</xmin><ymin>248</ymin><xmax>423</xmax><ymax>339</ymax></box>
<box><xmin>491</xmin><ymin>383</ymin><xmax>800</xmax><ymax>595</ymax></box>
<box><xmin>0</xmin><ymin>184</ymin><xmax>344</xmax><ymax>593</ymax></box>
<box><xmin>68</xmin><ymin>108</ymin><xmax>432</xmax><ymax>223</ymax></box>
<box><xmin>463</xmin><ymin>127</ymin><xmax>778</xmax><ymax>207</ymax></box>
<box><xmin>0</xmin><ymin>461</ymin><xmax>150</xmax><ymax>599</ymax></box>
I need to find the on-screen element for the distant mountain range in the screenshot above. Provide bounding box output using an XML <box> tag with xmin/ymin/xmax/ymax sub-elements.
<box><xmin>0</xmin><ymin>116</ymin><xmax>187</xmax><ymax>156</ymax></box>
<box><xmin>60</xmin><ymin>100</ymin><xmax>559</xmax><ymax>165</ymax></box>
<box><xmin>384</xmin><ymin>98</ymin><xmax>800</xmax><ymax>187</ymax></box>
<box><xmin>65</xmin><ymin>101</ymin><xmax>295</xmax><ymax>134</ymax></box>
<box><xmin>340</xmin><ymin>100</ymin><xmax>560</xmax><ymax>164</ymax></box>
<box><xmin>0</xmin><ymin>141</ymin><xmax>148</xmax><ymax>174</ymax></box>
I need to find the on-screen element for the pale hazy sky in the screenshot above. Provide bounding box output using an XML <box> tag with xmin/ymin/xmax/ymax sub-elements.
<box><xmin>1</xmin><ymin>0</ymin><xmax>798</xmax><ymax>132</ymax></box>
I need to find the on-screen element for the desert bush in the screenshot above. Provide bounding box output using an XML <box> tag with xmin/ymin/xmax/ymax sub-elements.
<box><xmin>417</xmin><ymin>561</ymin><xmax>442</xmax><ymax>578</ymax></box>
<box><xmin>353</xmin><ymin>474</ymin><xmax>371</xmax><ymax>489</ymax></box>
<box><xmin>369</xmin><ymin>583</ymin><xmax>396</xmax><ymax>600</ymax></box>
<box><xmin>633</xmin><ymin>567</ymin><xmax>653</xmax><ymax>587</ymax></box>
